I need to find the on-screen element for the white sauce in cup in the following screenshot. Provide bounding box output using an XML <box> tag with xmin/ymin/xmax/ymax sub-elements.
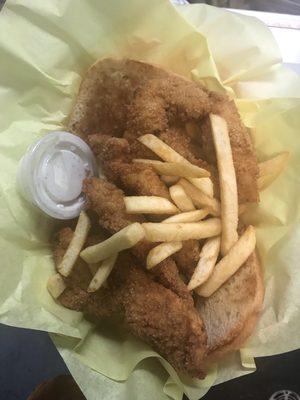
<box><xmin>18</xmin><ymin>131</ymin><xmax>97</xmax><ymax>219</ymax></box>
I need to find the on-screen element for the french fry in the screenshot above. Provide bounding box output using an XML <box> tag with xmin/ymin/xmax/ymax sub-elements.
<box><xmin>179</xmin><ymin>179</ymin><xmax>220</xmax><ymax>216</ymax></box>
<box><xmin>57</xmin><ymin>211</ymin><xmax>91</xmax><ymax>277</ymax></box>
<box><xmin>169</xmin><ymin>185</ymin><xmax>195</xmax><ymax>212</ymax></box>
<box><xmin>138</xmin><ymin>134</ymin><xmax>189</xmax><ymax>164</ymax></box>
<box><xmin>142</xmin><ymin>218</ymin><xmax>221</xmax><ymax>242</ymax></box>
<box><xmin>210</xmin><ymin>114</ymin><xmax>238</xmax><ymax>255</ymax></box>
<box><xmin>162</xmin><ymin>209</ymin><xmax>209</xmax><ymax>223</ymax></box>
<box><xmin>138</xmin><ymin>134</ymin><xmax>210</xmax><ymax>189</ymax></box>
<box><xmin>87</xmin><ymin>254</ymin><xmax>118</xmax><ymax>293</ymax></box>
<box><xmin>147</xmin><ymin>242</ymin><xmax>182</xmax><ymax>269</ymax></box>
<box><xmin>81</xmin><ymin>223</ymin><xmax>145</xmax><ymax>264</ymax></box>
<box><xmin>47</xmin><ymin>273</ymin><xmax>66</xmax><ymax>299</ymax></box>
<box><xmin>188</xmin><ymin>236</ymin><xmax>220</xmax><ymax>290</ymax></box>
<box><xmin>197</xmin><ymin>225</ymin><xmax>256</xmax><ymax>297</ymax></box>
<box><xmin>187</xmin><ymin>177</ymin><xmax>214</xmax><ymax>197</ymax></box>
<box><xmin>133</xmin><ymin>159</ymin><xmax>210</xmax><ymax>178</ymax></box>
<box><xmin>161</xmin><ymin>175</ymin><xmax>179</xmax><ymax>186</ymax></box>
<box><xmin>124</xmin><ymin>196</ymin><xmax>178</xmax><ymax>214</ymax></box>
<box><xmin>258</xmin><ymin>151</ymin><xmax>289</xmax><ymax>191</ymax></box>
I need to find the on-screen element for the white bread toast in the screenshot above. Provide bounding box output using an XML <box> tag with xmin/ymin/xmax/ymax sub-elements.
<box><xmin>196</xmin><ymin>251</ymin><xmax>264</xmax><ymax>360</ymax></box>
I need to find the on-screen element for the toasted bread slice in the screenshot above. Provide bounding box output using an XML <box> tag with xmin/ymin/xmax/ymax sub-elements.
<box><xmin>196</xmin><ymin>250</ymin><xmax>264</xmax><ymax>360</ymax></box>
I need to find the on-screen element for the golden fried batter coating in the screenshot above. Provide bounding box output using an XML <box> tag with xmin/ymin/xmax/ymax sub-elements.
<box><xmin>53</xmin><ymin>236</ymin><xmax>207</xmax><ymax>377</ymax></box>
<box><xmin>88</xmin><ymin>134</ymin><xmax>131</xmax><ymax>163</ymax></box>
<box><xmin>123</xmin><ymin>131</ymin><xmax>159</xmax><ymax>160</ymax></box>
<box><xmin>60</xmin><ymin>59</ymin><xmax>262</xmax><ymax>378</ymax></box>
<box><xmin>85</xmin><ymin>254</ymin><xmax>207</xmax><ymax>378</ymax></box>
<box><xmin>82</xmin><ymin>177</ymin><xmax>192</xmax><ymax>303</ymax></box>
<box><xmin>53</xmin><ymin>228</ymin><xmax>91</xmax><ymax>311</ymax></box>
<box><xmin>159</xmin><ymin>128</ymin><xmax>211</xmax><ymax>170</ymax></box>
<box><xmin>87</xmin><ymin>135</ymin><xmax>166</xmax><ymax>197</ymax></box>
<box><xmin>68</xmin><ymin>59</ymin><xmax>168</xmax><ymax>138</ymax></box>
<box><xmin>126</xmin><ymin>77</ymin><xmax>211</xmax><ymax>137</ymax></box>
<box><xmin>173</xmin><ymin>240</ymin><xmax>201</xmax><ymax>280</ymax></box>
<box><xmin>150</xmin><ymin>258</ymin><xmax>194</xmax><ymax>305</ymax></box>
<box><xmin>83</xmin><ymin>178</ymin><xmax>142</xmax><ymax>233</ymax></box>
<box><xmin>109</xmin><ymin>161</ymin><xmax>170</xmax><ymax>198</ymax></box>
<box><xmin>87</xmin><ymin>134</ymin><xmax>131</xmax><ymax>181</ymax></box>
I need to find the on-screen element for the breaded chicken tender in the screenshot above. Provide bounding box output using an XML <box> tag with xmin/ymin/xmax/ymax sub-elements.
<box><xmin>126</xmin><ymin>76</ymin><xmax>211</xmax><ymax>137</ymax></box>
<box><xmin>88</xmin><ymin>134</ymin><xmax>131</xmax><ymax>163</ymax></box>
<box><xmin>173</xmin><ymin>240</ymin><xmax>201</xmax><ymax>280</ymax></box>
<box><xmin>159</xmin><ymin>128</ymin><xmax>211</xmax><ymax>170</ymax></box>
<box><xmin>87</xmin><ymin>135</ymin><xmax>168</xmax><ymax>198</ymax></box>
<box><xmin>83</xmin><ymin>178</ymin><xmax>141</xmax><ymax>233</ymax></box>
<box><xmin>85</xmin><ymin>254</ymin><xmax>207</xmax><ymax>377</ymax></box>
<box><xmin>109</xmin><ymin>161</ymin><xmax>170</xmax><ymax>198</ymax></box>
<box><xmin>82</xmin><ymin>177</ymin><xmax>192</xmax><ymax>303</ymax></box>
<box><xmin>68</xmin><ymin>59</ymin><xmax>168</xmax><ymax>138</ymax></box>
<box><xmin>87</xmin><ymin>134</ymin><xmax>131</xmax><ymax>181</ymax></box>
<box><xmin>54</xmin><ymin>240</ymin><xmax>207</xmax><ymax>378</ymax></box>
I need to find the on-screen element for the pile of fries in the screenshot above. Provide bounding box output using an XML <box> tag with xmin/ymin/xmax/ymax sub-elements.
<box><xmin>48</xmin><ymin>114</ymin><xmax>289</xmax><ymax>299</ymax></box>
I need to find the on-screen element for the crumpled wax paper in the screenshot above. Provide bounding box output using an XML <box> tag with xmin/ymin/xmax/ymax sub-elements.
<box><xmin>0</xmin><ymin>1</ymin><xmax>299</xmax><ymax>399</ymax></box>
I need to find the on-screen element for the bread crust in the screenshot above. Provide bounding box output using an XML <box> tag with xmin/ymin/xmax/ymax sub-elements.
<box><xmin>196</xmin><ymin>250</ymin><xmax>264</xmax><ymax>361</ymax></box>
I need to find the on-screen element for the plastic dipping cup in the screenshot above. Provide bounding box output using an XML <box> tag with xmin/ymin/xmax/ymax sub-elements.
<box><xmin>18</xmin><ymin>131</ymin><xmax>97</xmax><ymax>219</ymax></box>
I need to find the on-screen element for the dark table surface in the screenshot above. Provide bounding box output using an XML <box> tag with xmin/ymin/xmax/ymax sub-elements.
<box><xmin>1</xmin><ymin>323</ymin><xmax>300</xmax><ymax>400</ymax></box>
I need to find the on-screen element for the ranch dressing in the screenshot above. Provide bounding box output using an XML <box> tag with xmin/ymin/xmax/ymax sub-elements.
<box><xmin>18</xmin><ymin>131</ymin><xmax>97</xmax><ymax>219</ymax></box>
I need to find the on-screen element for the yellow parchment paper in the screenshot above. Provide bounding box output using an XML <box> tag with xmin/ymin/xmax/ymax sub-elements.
<box><xmin>0</xmin><ymin>1</ymin><xmax>299</xmax><ymax>399</ymax></box>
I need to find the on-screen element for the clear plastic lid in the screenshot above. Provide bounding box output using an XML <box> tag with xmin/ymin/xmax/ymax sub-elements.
<box><xmin>18</xmin><ymin>131</ymin><xmax>97</xmax><ymax>219</ymax></box>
